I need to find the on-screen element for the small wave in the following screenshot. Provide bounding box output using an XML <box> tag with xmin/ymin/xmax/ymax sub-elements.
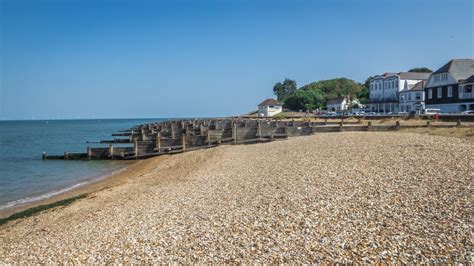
<box><xmin>0</xmin><ymin>181</ymin><xmax>90</xmax><ymax>211</ymax></box>
<box><xmin>0</xmin><ymin>162</ymin><xmax>131</xmax><ymax>212</ymax></box>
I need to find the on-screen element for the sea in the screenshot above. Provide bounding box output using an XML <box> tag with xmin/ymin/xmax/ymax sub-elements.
<box><xmin>0</xmin><ymin>118</ymin><xmax>165</xmax><ymax>212</ymax></box>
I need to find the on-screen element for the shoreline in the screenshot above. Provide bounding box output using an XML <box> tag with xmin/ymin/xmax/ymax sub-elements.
<box><xmin>0</xmin><ymin>160</ymin><xmax>139</xmax><ymax>219</ymax></box>
<box><xmin>1</xmin><ymin>126</ymin><xmax>472</xmax><ymax>220</ymax></box>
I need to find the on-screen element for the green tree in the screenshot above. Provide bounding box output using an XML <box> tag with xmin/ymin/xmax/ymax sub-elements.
<box><xmin>408</xmin><ymin>67</ymin><xmax>433</xmax><ymax>73</ymax></box>
<box><xmin>283</xmin><ymin>78</ymin><xmax>365</xmax><ymax>111</ymax></box>
<box><xmin>273</xmin><ymin>78</ymin><xmax>297</xmax><ymax>101</ymax></box>
<box><xmin>356</xmin><ymin>76</ymin><xmax>373</xmax><ymax>104</ymax></box>
<box><xmin>299</xmin><ymin>78</ymin><xmax>363</xmax><ymax>100</ymax></box>
<box><xmin>284</xmin><ymin>89</ymin><xmax>324</xmax><ymax>111</ymax></box>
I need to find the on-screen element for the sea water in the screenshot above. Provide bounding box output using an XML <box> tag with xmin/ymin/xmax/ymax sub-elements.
<box><xmin>0</xmin><ymin>118</ymin><xmax>164</xmax><ymax>211</ymax></box>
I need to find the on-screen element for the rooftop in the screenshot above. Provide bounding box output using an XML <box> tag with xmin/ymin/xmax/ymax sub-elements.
<box><xmin>432</xmin><ymin>59</ymin><xmax>474</xmax><ymax>81</ymax></box>
<box><xmin>258</xmin><ymin>98</ymin><xmax>281</xmax><ymax>106</ymax></box>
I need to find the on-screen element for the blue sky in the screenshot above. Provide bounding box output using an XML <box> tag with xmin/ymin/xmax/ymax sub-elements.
<box><xmin>1</xmin><ymin>0</ymin><xmax>473</xmax><ymax>120</ymax></box>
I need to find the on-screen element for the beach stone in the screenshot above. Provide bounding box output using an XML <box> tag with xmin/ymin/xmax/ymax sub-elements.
<box><xmin>0</xmin><ymin>132</ymin><xmax>472</xmax><ymax>263</ymax></box>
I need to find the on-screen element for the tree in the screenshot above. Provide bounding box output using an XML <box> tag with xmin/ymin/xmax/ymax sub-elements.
<box><xmin>284</xmin><ymin>89</ymin><xmax>324</xmax><ymax>111</ymax></box>
<box><xmin>408</xmin><ymin>67</ymin><xmax>433</xmax><ymax>73</ymax></box>
<box><xmin>273</xmin><ymin>78</ymin><xmax>297</xmax><ymax>101</ymax></box>
<box><xmin>356</xmin><ymin>76</ymin><xmax>374</xmax><ymax>104</ymax></box>
<box><xmin>299</xmin><ymin>78</ymin><xmax>363</xmax><ymax>100</ymax></box>
<box><xmin>283</xmin><ymin>78</ymin><xmax>365</xmax><ymax>111</ymax></box>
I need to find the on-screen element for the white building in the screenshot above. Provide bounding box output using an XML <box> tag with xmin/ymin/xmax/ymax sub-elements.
<box><xmin>326</xmin><ymin>96</ymin><xmax>349</xmax><ymax>111</ymax></box>
<box><xmin>399</xmin><ymin>80</ymin><xmax>426</xmax><ymax>113</ymax></box>
<box><xmin>369</xmin><ymin>72</ymin><xmax>430</xmax><ymax>113</ymax></box>
<box><xmin>258</xmin><ymin>98</ymin><xmax>283</xmax><ymax>117</ymax></box>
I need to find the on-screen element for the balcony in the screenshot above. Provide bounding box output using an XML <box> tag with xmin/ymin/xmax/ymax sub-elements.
<box><xmin>459</xmin><ymin>92</ymin><xmax>473</xmax><ymax>99</ymax></box>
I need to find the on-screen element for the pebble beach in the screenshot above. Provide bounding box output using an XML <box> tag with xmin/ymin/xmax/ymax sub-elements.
<box><xmin>0</xmin><ymin>132</ymin><xmax>472</xmax><ymax>263</ymax></box>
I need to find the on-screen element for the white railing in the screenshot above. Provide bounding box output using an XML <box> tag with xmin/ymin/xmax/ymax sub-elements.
<box><xmin>459</xmin><ymin>92</ymin><xmax>473</xmax><ymax>99</ymax></box>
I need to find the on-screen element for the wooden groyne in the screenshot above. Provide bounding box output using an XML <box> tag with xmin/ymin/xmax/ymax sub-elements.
<box><xmin>42</xmin><ymin>118</ymin><xmax>473</xmax><ymax>160</ymax></box>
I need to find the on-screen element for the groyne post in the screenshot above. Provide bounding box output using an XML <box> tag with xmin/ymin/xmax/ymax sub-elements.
<box><xmin>207</xmin><ymin>129</ymin><xmax>211</xmax><ymax>146</ymax></box>
<box><xmin>396</xmin><ymin>121</ymin><xmax>400</xmax><ymax>130</ymax></box>
<box><xmin>181</xmin><ymin>134</ymin><xmax>186</xmax><ymax>151</ymax></box>
<box><xmin>87</xmin><ymin>147</ymin><xmax>92</xmax><ymax>160</ymax></box>
<box><xmin>133</xmin><ymin>139</ymin><xmax>138</xmax><ymax>158</ymax></box>
<box><xmin>426</xmin><ymin>121</ymin><xmax>431</xmax><ymax>128</ymax></box>
<box><xmin>367</xmin><ymin>122</ymin><xmax>372</xmax><ymax>131</ymax></box>
<box><xmin>109</xmin><ymin>145</ymin><xmax>114</xmax><ymax>159</ymax></box>
<box><xmin>233</xmin><ymin>122</ymin><xmax>237</xmax><ymax>144</ymax></box>
<box><xmin>156</xmin><ymin>133</ymin><xmax>161</xmax><ymax>150</ymax></box>
<box><xmin>257</xmin><ymin>120</ymin><xmax>262</xmax><ymax>141</ymax></box>
<box><xmin>457</xmin><ymin>120</ymin><xmax>462</xmax><ymax>127</ymax></box>
<box><xmin>64</xmin><ymin>152</ymin><xmax>69</xmax><ymax>160</ymax></box>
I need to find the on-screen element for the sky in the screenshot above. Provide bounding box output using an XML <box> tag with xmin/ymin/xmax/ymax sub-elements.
<box><xmin>0</xmin><ymin>0</ymin><xmax>473</xmax><ymax>120</ymax></box>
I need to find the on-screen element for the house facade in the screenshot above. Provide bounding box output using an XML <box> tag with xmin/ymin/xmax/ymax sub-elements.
<box><xmin>399</xmin><ymin>80</ymin><xmax>426</xmax><ymax>113</ymax></box>
<box><xmin>258</xmin><ymin>98</ymin><xmax>283</xmax><ymax>117</ymax></box>
<box><xmin>369</xmin><ymin>72</ymin><xmax>430</xmax><ymax>113</ymax></box>
<box><xmin>424</xmin><ymin>59</ymin><xmax>474</xmax><ymax>113</ymax></box>
<box><xmin>326</xmin><ymin>96</ymin><xmax>349</xmax><ymax>111</ymax></box>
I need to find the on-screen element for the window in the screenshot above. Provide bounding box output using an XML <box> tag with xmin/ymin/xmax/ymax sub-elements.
<box><xmin>392</xmin><ymin>81</ymin><xmax>395</xmax><ymax>88</ymax></box>
<box><xmin>441</xmin><ymin>73</ymin><xmax>448</xmax><ymax>80</ymax></box>
<box><xmin>434</xmin><ymin>75</ymin><xmax>440</xmax><ymax>82</ymax></box>
<box><xmin>437</xmin><ymin>87</ymin><xmax>442</xmax><ymax>98</ymax></box>
<box><xmin>428</xmin><ymin>89</ymin><xmax>433</xmax><ymax>99</ymax></box>
<box><xmin>408</xmin><ymin>93</ymin><xmax>412</xmax><ymax>101</ymax></box>
<box><xmin>416</xmin><ymin>92</ymin><xmax>421</xmax><ymax>100</ymax></box>
<box><xmin>447</xmin><ymin>86</ymin><xmax>453</xmax><ymax>97</ymax></box>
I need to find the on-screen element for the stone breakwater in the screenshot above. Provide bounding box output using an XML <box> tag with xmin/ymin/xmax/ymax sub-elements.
<box><xmin>1</xmin><ymin>132</ymin><xmax>472</xmax><ymax>263</ymax></box>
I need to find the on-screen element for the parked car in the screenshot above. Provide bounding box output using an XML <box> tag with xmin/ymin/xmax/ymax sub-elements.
<box><xmin>461</xmin><ymin>110</ymin><xmax>474</xmax><ymax>114</ymax></box>
<box><xmin>397</xmin><ymin>111</ymin><xmax>408</xmax><ymax>115</ymax></box>
<box><xmin>422</xmin><ymin>108</ymin><xmax>442</xmax><ymax>115</ymax></box>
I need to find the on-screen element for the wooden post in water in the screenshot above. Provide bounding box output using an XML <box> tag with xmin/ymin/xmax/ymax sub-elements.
<box><xmin>42</xmin><ymin>152</ymin><xmax>47</xmax><ymax>160</ymax></box>
<box><xmin>109</xmin><ymin>145</ymin><xmax>114</xmax><ymax>159</ymax></box>
<box><xmin>64</xmin><ymin>152</ymin><xmax>69</xmax><ymax>160</ymax></box>
<box><xmin>87</xmin><ymin>147</ymin><xmax>92</xmax><ymax>160</ymax></box>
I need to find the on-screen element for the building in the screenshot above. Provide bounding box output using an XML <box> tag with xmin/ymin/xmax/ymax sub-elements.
<box><xmin>326</xmin><ymin>96</ymin><xmax>349</xmax><ymax>111</ymax></box>
<box><xmin>369</xmin><ymin>72</ymin><xmax>430</xmax><ymax>113</ymax></box>
<box><xmin>459</xmin><ymin>75</ymin><xmax>474</xmax><ymax>111</ymax></box>
<box><xmin>399</xmin><ymin>80</ymin><xmax>426</xmax><ymax>113</ymax></box>
<box><xmin>258</xmin><ymin>98</ymin><xmax>283</xmax><ymax>117</ymax></box>
<box><xmin>424</xmin><ymin>59</ymin><xmax>474</xmax><ymax>113</ymax></box>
